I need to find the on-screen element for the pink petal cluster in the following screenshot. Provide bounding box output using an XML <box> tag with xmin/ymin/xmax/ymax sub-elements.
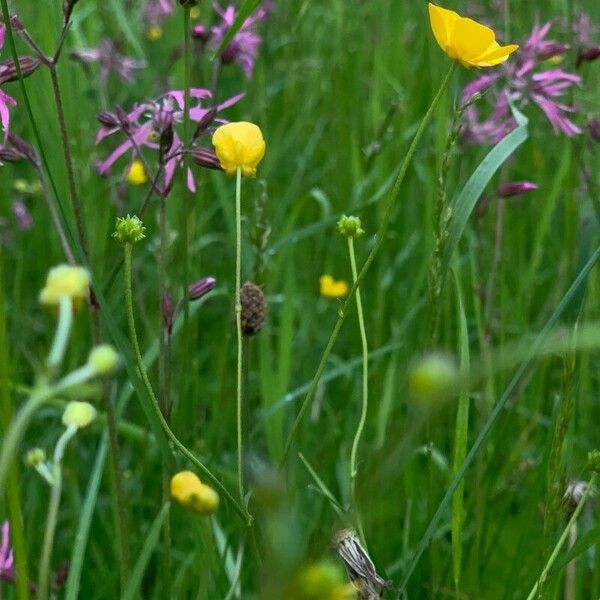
<box><xmin>143</xmin><ymin>0</ymin><xmax>173</xmax><ymax>28</ymax></box>
<box><xmin>96</xmin><ymin>88</ymin><xmax>243</xmax><ymax>196</ymax></box>
<box><xmin>70</xmin><ymin>40</ymin><xmax>145</xmax><ymax>84</ymax></box>
<box><xmin>463</xmin><ymin>21</ymin><xmax>582</xmax><ymax>144</ymax></box>
<box><xmin>204</xmin><ymin>3</ymin><xmax>267</xmax><ymax>79</ymax></box>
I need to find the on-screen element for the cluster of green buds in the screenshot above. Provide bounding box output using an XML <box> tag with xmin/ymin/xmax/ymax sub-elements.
<box><xmin>336</xmin><ymin>214</ymin><xmax>365</xmax><ymax>239</ymax></box>
<box><xmin>112</xmin><ymin>215</ymin><xmax>146</xmax><ymax>245</ymax></box>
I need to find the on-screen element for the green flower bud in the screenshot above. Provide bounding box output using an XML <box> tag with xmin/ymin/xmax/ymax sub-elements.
<box><xmin>112</xmin><ymin>215</ymin><xmax>146</xmax><ymax>245</ymax></box>
<box><xmin>62</xmin><ymin>401</ymin><xmax>97</xmax><ymax>429</ymax></box>
<box><xmin>26</xmin><ymin>447</ymin><xmax>46</xmax><ymax>467</ymax></box>
<box><xmin>88</xmin><ymin>344</ymin><xmax>120</xmax><ymax>376</ymax></box>
<box><xmin>408</xmin><ymin>352</ymin><xmax>459</xmax><ymax>410</ymax></box>
<box><xmin>336</xmin><ymin>215</ymin><xmax>364</xmax><ymax>239</ymax></box>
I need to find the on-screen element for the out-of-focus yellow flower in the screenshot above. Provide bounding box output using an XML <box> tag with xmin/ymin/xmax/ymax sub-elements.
<box><xmin>170</xmin><ymin>471</ymin><xmax>219</xmax><ymax>516</ymax></box>
<box><xmin>320</xmin><ymin>275</ymin><xmax>349</xmax><ymax>299</ymax></box>
<box><xmin>190</xmin><ymin>6</ymin><xmax>200</xmax><ymax>19</ymax></box>
<box><xmin>88</xmin><ymin>345</ymin><xmax>120</xmax><ymax>376</ymax></box>
<box><xmin>39</xmin><ymin>265</ymin><xmax>90</xmax><ymax>311</ymax></box>
<box><xmin>147</xmin><ymin>26</ymin><xmax>163</xmax><ymax>41</ymax></box>
<box><xmin>212</xmin><ymin>122</ymin><xmax>266</xmax><ymax>177</ymax></box>
<box><xmin>428</xmin><ymin>3</ymin><xmax>518</xmax><ymax>68</ymax></box>
<box><xmin>62</xmin><ymin>401</ymin><xmax>97</xmax><ymax>429</ymax></box>
<box><xmin>126</xmin><ymin>160</ymin><xmax>148</xmax><ymax>185</ymax></box>
<box><xmin>286</xmin><ymin>561</ymin><xmax>357</xmax><ymax>600</ymax></box>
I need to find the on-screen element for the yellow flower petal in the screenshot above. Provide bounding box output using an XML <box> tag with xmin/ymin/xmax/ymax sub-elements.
<box><xmin>428</xmin><ymin>3</ymin><xmax>518</xmax><ymax>68</ymax></box>
<box><xmin>320</xmin><ymin>275</ymin><xmax>349</xmax><ymax>299</ymax></box>
<box><xmin>126</xmin><ymin>160</ymin><xmax>148</xmax><ymax>185</ymax></box>
<box><xmin>212</xmin><ymin>122</ymin><xmax>266</xmax><ymax>177</ymax></box>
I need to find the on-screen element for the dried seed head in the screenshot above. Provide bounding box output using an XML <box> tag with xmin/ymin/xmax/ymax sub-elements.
<box><xmin>239</xmin><ymin>282</ymin><xmax>266</xmax><ymax>335</ymax></box>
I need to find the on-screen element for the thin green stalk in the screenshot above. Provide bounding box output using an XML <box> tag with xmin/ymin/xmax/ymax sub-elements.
<box><xmin>280</xmin><ymin>61</ymin><xmax>458</xmax><ymax>466</ymax></box>
<box><xmin>47</xmin><ymin>296</ymin><xmax>73</xmax><ymax>372</ymax></box>
<box><xmin>122</xmin><ymin>243</ymin><xmax>248</xmax><ymax>523</ymax></box>
<box><xmin>182</xmin><ymin>4</ymin><xmax>192</xmax><ymax>328</ymax></box>
<box><xmin>234</xmin><ymin>166</ymin><xmax>245</xmax><ymax>508</ymax></box>
<box><xmin>0</xmin><ymin>249</ymin><xmax>30</xmax><ymax>600</ymax></box>
<box><xmin>38</xmin><ymin>425</ymin><xmax>77</xmax><ymax>600</ymax></box>
<box><xmin>347</xmin><ymin>237</ymin><xmax>368</xmax><ymax>544</ymax></box>
<box><xmin>158</xmin><ymin>196</ymin><xmax>172</xmax><ymax>598</ymax></box>
<box><xmin>525</xmin><ymin>474</ymin><xmax>596</xmax><ymax>600</ymax></box>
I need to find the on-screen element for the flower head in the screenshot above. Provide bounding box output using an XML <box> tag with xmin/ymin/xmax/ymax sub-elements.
<box><xmin>212</xmin><ymin>121</ymin><xmax>265</xmax><ymax>177</ymax></box>
<box><xmin>62</xmin><ymin>401</ymin><xmax>97</xmax><ymax>429</ymax></box>
<box><xmin>96</xmin><ymin>89</ymin><xmax>243</xmax><ymax>195</ymax></box>
<box><xmin>88</xmin><ymin>345</ymin><xmax>120</xmax><ymax>376</ymax></box>
<box><xmin>210</xmin><ymin>4</ymin><xmax>267</xmax><ymax>79</ymax></box>
<box><xmin>170</xmin><ymin>471</ymin><xmax>219</xmax><ymax>515</ymax></box>
<box><xmin>463</xmin><ymin>21</ymin><xmax>582</xmax><ymax>143</ymax></box>
<box><xmin>319</xmin><ymin>275</ymin><xmax>349</xmax><ymax>299</ymax></box>
<box><xmin>126</xmin><ymin>160</ymin><xmax>148</xmax><ymax>185</ymax></box>
<box><xmin>336</xmin><ymin>215</ymin><xmax>364</xmax><ymax>239</ymax></box>
<box><xmin>428</xmin><ymin>4</ymin><xmax>518</xmax><ymax>68</ymax></box>
<box><xmin>39</xmin><ymin>265</ymin><xmax>90</xmax><ymax>310</ymax></box>
<box><xmin>113</xmin><ymin>215</ymin><xmax>146</xmax><ymax>244</ymax></box>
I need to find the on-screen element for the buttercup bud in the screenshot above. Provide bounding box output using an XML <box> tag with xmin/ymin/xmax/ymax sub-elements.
<box><xmin>113</xmin><ymin>215</ymin><xmax>146</xmax><ymax>244</ymax></box>
<box><xmin>26</xmin><ymin>448</ymin><xmax>46</xmax><ymax>467</ymax></box>
<box><xmin>336</xmin><ymin>215</ymin><xmax>365</xmax><ymax>239</ymax></box>
<box><xmin>62</xmin><ymin>401</ymin><xmax>97</xmax><ymax>429</ymax></box>
<box><xmin>170</xmin><ymin>471</ymin><xmax>219</xmax><ymax>516</ymax></box>
<box><xmin>408</xmin><ymin>352</ymin><xmax>459</xmax><ymax>410</ymax></box>
<box><xmin>88</xmin><ymin>345</ymin><xmax>120</xmax><ymax>376</ymax></box>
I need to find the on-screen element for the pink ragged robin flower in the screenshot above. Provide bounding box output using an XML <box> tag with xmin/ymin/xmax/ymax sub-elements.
<box><xmin>0</xmin><ymin>25</ymin><xmax>17</xmax><ymax>144</ymax></box>
<box><xmin>70</xmin><ymin>40</ymin><xmax>145</xmax><ymax>84</ymax></box>
<box><xmin>0</xmin><ymin>521</ymin><xmax>15</xmax><ymax>584</ymax></box>
<box><xmin>463</xmin><ymin>20</ymin><xmax>582</xmax><ymax>144</ymax></box>
<box><xmin>96</xmin><ymin>88</ymin><xmax>243</xmax><ymax>196</ymax></box>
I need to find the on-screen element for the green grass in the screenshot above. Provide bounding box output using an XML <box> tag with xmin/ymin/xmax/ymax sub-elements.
<box><xmin>2</xmin><ymin>0</ymin><xmax>600</xmax><ymax>598</ymax></box>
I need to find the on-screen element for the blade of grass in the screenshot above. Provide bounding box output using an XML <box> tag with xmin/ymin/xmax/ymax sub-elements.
<box><xmin>440</xmin><ymin>104</ymin><xmax>529</xmax><ymax>281</ymax></box>
<box><xmin>451</xmin><ymin>268</ymin><xmax>470</xmax><ymax>593</ymax></box>
<box><xmin>122</xmin><ymin>502</ymin><xmax>171</xmax><ymax>600</ymax></box>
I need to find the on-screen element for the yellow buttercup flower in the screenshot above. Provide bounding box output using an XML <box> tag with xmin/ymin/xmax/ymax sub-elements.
<box><xmin>170</xmin><ymin>471</ymin><xmax>219</xmax><ymax>516</ymax></box>
<box><xmin>62</xmin><ymin>401</ymin><xmax>97</xmax><ymax>429</ymax></box>
<box><xmin>428</xmin><ymin>3</ymin><xmax>518</xmax><ymax>68</ymax></box>
<box><xmin>126</xmin><ymin>160</ymin><xmax>148</xmax><ymax>185</ymax></box>
<box><xmin>212</xmin><ymin>122</ymin><xmax>266</xmax><ymax>177</ymax></box>
<box><xmin>39</xmin><ymin>265</ymin><xmax>90</xmax><ymax>311</ymax></box>
<box><xmin>320</xmin><ymin>275</ymin><xmax>349</xmax><ymax>299</ymax></box>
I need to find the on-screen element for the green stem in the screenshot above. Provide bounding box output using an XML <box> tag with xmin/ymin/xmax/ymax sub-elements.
<box><xmin>280</xmin><ymin>61</ymin><xmax>458</xmax><ymax>466</ymax></box>
<box><xmin>0</xmin><ymin>249</ymin><xmax>30</xmax><ymax>600</ymax></box>
<box><xmin>347</xmin><ymin>237</ymin><xmax>368</xmax><ymax>545</ymax></box>
<box><xmin>525</xmin><ymin>474</ymin><xmax>596</xmax><ymax>600</ymax></box>
<box><xmin>122</xmin><ymin>243</ymin><xmax>248</xmax><ymax>523</ymax></box>
<box><xmin>47</xmin><ymin>296</ymin><xmax>73</xmax><ymax>371</ymax></box>
<box><xmin>234</xmin><ymin>167</ymin><xmax>245</xmax><ymax>508</ymax></box>
<box><xmin>38</xmin><ymin>425</ymin><xmax>77</xmax><ymax>600</ymax></box>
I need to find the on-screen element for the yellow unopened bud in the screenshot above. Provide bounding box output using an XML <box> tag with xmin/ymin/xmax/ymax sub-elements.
<box><xmin>212</xmin><ymin>122</ymin><xmax>266</xmax><ymax>177</ymax></box>
<box><xmin>39</xmin><ymin>265</ymin><xmax>90</xmax><ymax>311</ymax></box>
<box><xmin>62</xmin><ymin>401</ymin><xmax>97</xmax><ymax>429</ymax></box>
<box><xmin>88</xmin><ymin>345</ymin><xmax>120</xmax><ymax>376</ymax></box>
<box><xmin>126</xmin><ymin>160</ymin><xmax>148</xmax><ymax>185</ymax></box>
<box><xmin>170</xmin><ymin>470</ymin><xmax>219</xmax><ymax>516</ymax></box>
<box><xmin>408</xmin><ymin>352</ymin><xmax>459</xmax><ymax>410</ymax></box>
<box><xmin>147</xmin><ymin>26</ymin><xmax>163</xmax><ymax>41</ymax></box>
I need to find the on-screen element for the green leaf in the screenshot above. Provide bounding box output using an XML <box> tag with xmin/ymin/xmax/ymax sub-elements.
<box><xmin>441</xmin><ymin>104</ymin><xmax>529</xmax><ymax>280</ymax></box>
<box><xmin>122</xmin><ymin>502</ymin><xmax>171</xmax><ymax>600</ymax></box>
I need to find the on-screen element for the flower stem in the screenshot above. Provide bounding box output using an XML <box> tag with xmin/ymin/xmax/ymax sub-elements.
<box><xmin>38</xmin><ymin>425</ymin><xmax>77</xmax><ymax>600</ymax></box>
<box><xmin>47</xmin><ymin>296</ymin><xmax>73</xmax><ymax>372</ymax></box>
<box><xmin>279</xmin><ymin>61</ymin><xmax>458</xmax><ymax>467</ymax></box>
<box><xmin>122</xmin><ymin>243</ymin><xmax>249</xmax><ymax>523</ymax></box>
<box><xmin>347</xmin><ymin>237</ymin><xmax>368</xmax><ymax>545</ymax></box>
<box><xmin>525</xmin><ymin>474</ymin><xmax>596</xmax><ymax>600</ymax></box>
<box><xmin>234</xmin><ymin>166</ymin><xmax>246</xmax><ymax>509</ymax></box>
